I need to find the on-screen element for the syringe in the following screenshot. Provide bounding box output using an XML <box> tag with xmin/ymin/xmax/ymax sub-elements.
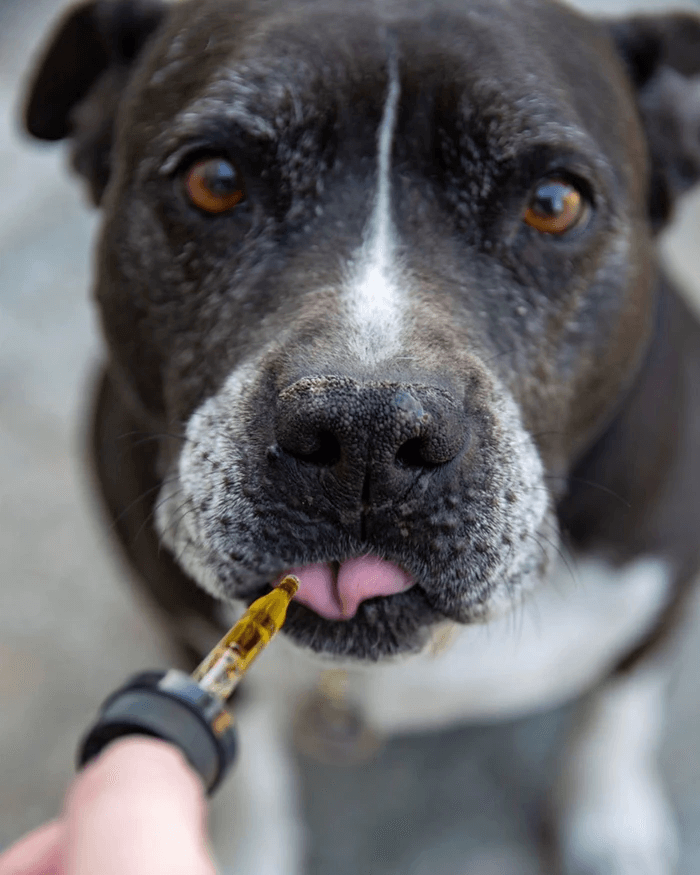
<box><xmin>77</xmin><ymin>576</ymin><xmax>299</xmax><ymax>794</ymax></box>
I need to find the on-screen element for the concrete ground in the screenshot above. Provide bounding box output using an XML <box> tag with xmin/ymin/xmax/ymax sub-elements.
<box><xmin>2</xmin><ymin>1</ymin><xmax>700</xmax><ymax>872</ymax></box>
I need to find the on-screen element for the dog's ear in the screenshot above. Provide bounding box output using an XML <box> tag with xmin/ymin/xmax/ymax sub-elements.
<box><xmin>609</xmin><ymin>13</ymin><xmax>700</xmax><ymax>230</ymax></box>
<box><xmin>24</xmin><ymin>0</ymin><xmax>166</xmax><ymax>205</ymax></box>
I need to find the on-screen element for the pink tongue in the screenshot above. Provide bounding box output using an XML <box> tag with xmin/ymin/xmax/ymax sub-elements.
<box><xmin>284</xmin><ymin>556</ymin><xmax>414</xmax><ymax>620</ymax></box>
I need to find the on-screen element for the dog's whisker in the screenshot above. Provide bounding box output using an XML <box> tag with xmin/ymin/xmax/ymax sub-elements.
<box><xmin>156</xmin><ymin>492</ymin><xmax>199</xmax><ymax>568</ymax></box>
<box><xmin>481</xmin><ymin>347</ymin><xmax>518</xmax><ymax>367</ymax></box>
<box><xmin>528</xmin><ymin>429</ymin><xmax>568</xmax><ymax>442</ymax></box>
<box><xmin>163</xmin><ymin>494</ymin><xmax>196</xmax><ymax>542</ymax></box>
<box><xmin>500</xmin><ymin>538</ymin><xmax>528</xmax><ymax>644</ymax></box>
<box><xmin>170</xmin><ymin>531</ymin><xmax>193</xmax><ymax>571</ymax></box>
<box><xmin>548</xmin><ymin>474</ymin><xmax>631</xmax><ymax>508</ymax></box>
<box><xmin>106</xmin><ymin>474</ymin><xmax>179</xmax><ymax>537</ymax></box>
<box><xmin>110</xmin><ymin>432</ymin><xmax>190</xmax><ymax>482</ymax></box>
<box><xmin>127</xmin><ymin>477</ymin><xmax>186</xmax><ymax>548</ymax></box>
<box><xmin>127</xmin><ymin>433</ymin><xmax>190</xmax><ymax>452</ymax></box>
<box><xmin>533</xmin><ymin>528</ymin><xmax>578</xmax><ymax>589</ymax></box>
<box><xmin>115</xmin><ymin>429</ymin><xmax>189</xmax><ymax>444</ymax></box>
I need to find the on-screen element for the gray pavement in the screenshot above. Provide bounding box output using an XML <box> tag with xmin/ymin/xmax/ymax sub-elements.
<box><xmin>2</xmin><ymin>1</ymin><xmax>700</xmax><ymax>872</ymax></box>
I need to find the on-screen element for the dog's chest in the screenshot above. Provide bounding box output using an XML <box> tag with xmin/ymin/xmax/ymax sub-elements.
<box><xmin>249</xmin><ymin>555</ymin><xmax>672</xmax><ymax>732</ymax></box>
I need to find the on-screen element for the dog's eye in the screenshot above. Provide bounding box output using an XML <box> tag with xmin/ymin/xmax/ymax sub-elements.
<box><xmin>184</xmin><ymin>157</ymin><xmax>246</xmax><ymax>213</ymax></box>
<box><xmin>523</xmin><ymin>179</ymin><xmax>585</xmax><ymax>235</ymax></box>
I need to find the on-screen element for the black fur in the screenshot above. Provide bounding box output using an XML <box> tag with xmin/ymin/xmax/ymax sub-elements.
<box><xmin>25</xmin><ymin>0</ymin><xmax>700</xmax><ymax>662</ymax></box>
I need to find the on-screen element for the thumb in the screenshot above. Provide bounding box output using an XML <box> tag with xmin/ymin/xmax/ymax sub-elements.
<box><xmin>63</xmin><ymin>737</ymin><xmax>218</xmax><ymax>875</ymax></box>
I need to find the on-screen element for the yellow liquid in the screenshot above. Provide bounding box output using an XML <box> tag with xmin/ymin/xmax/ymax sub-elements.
<box><xmin>191</xmin><ymin>575</ymin><xmax>299</xmax><ymax>700</ymax></box>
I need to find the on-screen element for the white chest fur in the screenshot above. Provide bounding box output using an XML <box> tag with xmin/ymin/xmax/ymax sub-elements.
<box><xmin>239</xmin><ymin>555</ymin><xmax>672</xmax><ymax>733</ymax></box>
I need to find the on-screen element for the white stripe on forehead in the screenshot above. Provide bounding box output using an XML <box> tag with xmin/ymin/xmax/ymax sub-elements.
<box><xmin>343</xmin><ymin>50</ymin><xmax>406</xmax><ymax>367</ymax></box>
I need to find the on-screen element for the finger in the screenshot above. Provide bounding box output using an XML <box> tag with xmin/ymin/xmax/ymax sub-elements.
<box><xmin>63</xmin><ymin>737</ymin><xmax>217</xmax><ymax>875</ymax></box>
<box><xmin>0</xmin><ymin>820</ymin><xmax>63</xmax><ymax>875</ymax></box>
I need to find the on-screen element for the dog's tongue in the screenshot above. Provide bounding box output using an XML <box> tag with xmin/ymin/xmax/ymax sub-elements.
<box><xmin>285</xmin><ymin>556</ymin><xmax>414</xmax><ymax>620</ymax></box>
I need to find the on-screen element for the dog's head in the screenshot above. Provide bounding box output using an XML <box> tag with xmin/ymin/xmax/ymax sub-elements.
<box><xmin>25</xmin><ymin>0</ymin><xmax>700</xmax><ymax>659</ymax></box>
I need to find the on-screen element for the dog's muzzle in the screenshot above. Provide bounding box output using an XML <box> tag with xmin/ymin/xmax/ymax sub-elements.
<box><xmin>272</xmin><ymin>375</ymin><xmax>469</xmax><ymax>618</ymax></box>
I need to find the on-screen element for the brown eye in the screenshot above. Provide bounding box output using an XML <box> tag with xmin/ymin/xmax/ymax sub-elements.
<box><xmin>184</xmin><ymin>157</ymin><xmax>245</xmax><ymax>213</ymax></box>
<box><xmin>523</xmin><ymin>179</ymin><xmax>585</xmax><ymax>234</ymax></box>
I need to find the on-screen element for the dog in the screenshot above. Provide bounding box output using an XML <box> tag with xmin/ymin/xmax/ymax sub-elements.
<box><xmin>24</xmin><ymin>0</ymin><xmax>700</xmax><ymax>871</ymax></box>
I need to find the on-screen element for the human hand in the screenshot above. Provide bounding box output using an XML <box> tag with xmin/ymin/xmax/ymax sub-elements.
<box><xmin>0</xmin><ymin>737</ymin><xmax>217</xmax><ymax>875</ymax></box>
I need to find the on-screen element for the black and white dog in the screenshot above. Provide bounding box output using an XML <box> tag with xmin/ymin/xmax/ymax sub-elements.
<box><xmin>25</xmin><ymin>0</ymin><xmax>700</xmax><ymax>871</ymax></box>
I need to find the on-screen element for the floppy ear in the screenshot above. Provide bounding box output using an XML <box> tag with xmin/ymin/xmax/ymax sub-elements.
<box><xmin>24</xmin><ymin>0</ymin><xmax>166</xmax><ymax>205</ymax></box>
<box><xmin>609</xmin><ymin>13</ymin><xmax>700</xmax><ymax>231</ymax></box>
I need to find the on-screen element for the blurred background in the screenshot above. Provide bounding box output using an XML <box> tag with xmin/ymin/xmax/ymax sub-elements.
<box><xmin>2</xmin><ymin>1</ymin><xmax>700</xmax><ymax>873</ymax></box>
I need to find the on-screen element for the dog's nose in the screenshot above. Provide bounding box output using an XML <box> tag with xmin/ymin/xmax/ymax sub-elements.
<box><xmin>274</xmin><ymin>376</ymin><xmax>468</xmax><ymax>499</ymax></box>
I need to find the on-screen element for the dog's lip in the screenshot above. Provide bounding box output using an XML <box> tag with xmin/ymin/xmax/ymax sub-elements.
<box><xmin>278</xmin><ymin>556</ymin><xmax>416</xmax><ymax>620</ymax></box>
<box><xmin>228</xmin><ymin>554</ymin><xmax>418</xmax><ymax>618</ymax></box>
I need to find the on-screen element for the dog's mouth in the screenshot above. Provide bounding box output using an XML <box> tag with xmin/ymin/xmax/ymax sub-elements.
<box><xmin>272</xmin><ymin>556</ymin><xmax>439</xmax><ymax>660</ymax></box>
<box><xmin>280</xmin><ymin>556</ymin><xmax>416</xmax><ymax>620</ymax></box>
<box><xmin>154</xmin><ymin>364</ymin><xmax>556</xmax><ymax>657</ymax></box>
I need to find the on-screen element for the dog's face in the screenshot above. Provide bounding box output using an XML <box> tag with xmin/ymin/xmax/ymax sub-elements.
<box><xmin>26</xmin><ymin>0</ymin><xmax>700</xmax><ymax>659</ymax></box>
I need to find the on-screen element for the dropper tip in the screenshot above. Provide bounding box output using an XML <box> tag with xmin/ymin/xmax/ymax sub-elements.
<box><xmin>277</xmin><ymin>575</ymin><xmax>300</xmax><ymax>598</ymax></box>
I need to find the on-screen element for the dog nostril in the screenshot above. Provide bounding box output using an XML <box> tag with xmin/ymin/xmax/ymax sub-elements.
<box><xmin>395</xmin><ymin>437</ymin><xmax>435</xmax><ymax>469</ymax></box>
<box><xmin>294</xmin><ymin>430</ymin><xmax>342</xmax><ymax>467</ymax></box>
